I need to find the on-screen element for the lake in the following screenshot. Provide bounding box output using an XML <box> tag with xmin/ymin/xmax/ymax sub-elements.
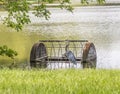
<box><xmin>0</xmin><ymin>6</ymin><xmax>120</xmax><ymax>69</ymax></box>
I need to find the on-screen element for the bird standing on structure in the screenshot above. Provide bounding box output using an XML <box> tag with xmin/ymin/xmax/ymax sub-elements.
<box><xmin>65</xmin><ymin>41</ymin><xmax>77</xmax><ymax>65</ymax></box>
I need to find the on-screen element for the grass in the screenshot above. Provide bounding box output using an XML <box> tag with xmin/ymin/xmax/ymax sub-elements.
<box><xmin>0</xmin><ymin>69</ymin><xmax>120</xmax><ymax>94</ymax></box>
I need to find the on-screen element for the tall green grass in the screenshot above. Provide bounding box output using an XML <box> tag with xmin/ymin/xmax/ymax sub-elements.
<box><xmin>0</xmin><ymin>69</ymin><xmax>120</xmax><ymax>94</ymax></box>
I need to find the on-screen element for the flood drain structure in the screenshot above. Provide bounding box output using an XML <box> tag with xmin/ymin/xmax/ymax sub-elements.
<box><xmin>30</xmin><ymin>40</ymin><xmax>97</xmax><ymax>69</ymax></box>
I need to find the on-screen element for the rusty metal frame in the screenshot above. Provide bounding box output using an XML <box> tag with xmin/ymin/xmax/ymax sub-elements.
<box><xmin>30</xmin><ymin>40</ymin><xmax>97</xmax><ymax>69</ymax></box>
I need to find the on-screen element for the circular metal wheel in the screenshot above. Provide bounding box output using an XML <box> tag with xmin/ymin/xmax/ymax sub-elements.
<box><xmin>82</xmin><ymin>42</ymin><xmax>97</xmax><ymax>68</ymax></box>
<box><xmin>30</xmin><ymin>43</ymin><xmax>47</xmax><ymax>68</ymax></box>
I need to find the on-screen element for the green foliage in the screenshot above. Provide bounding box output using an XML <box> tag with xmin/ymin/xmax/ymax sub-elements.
<box><xmin>59</xmin><ymin>0</ymin><xmax>74</xmax><ymax>12</ymax></box>
<box><xmin>33</xmin><ymin>3</ymin><xmax>51</xmax><ymax>20</ymax></box>
<box><xmin>81</xmin><ymin>0</ymin><xmax>105</xmax><ymax>4</ymax></box>
<box><xmin>81</xmin><ymin>0</ymin><xmax>89</xmax><ymax>4</ymax></box>
<box><xmin>1</xmin><ymin>0</ymin><xmax>105</xmax><ymax>31</ymax></box>
<box><xmin>3</xmin><ymin>0</ymin><xmax>30</xmax><ymax>31</ymax></box>
<box><xmin>97</xmin><ymin>0</ymin><xmax>105</xmax><ymax>4</ymax></box>
<box><xmin>1</xmin><ymin>0</ymin><xmax>73</xmax><ymax>31</ymax></box>
<box><xmin>0</xmin><ymin>69</ymin><xmax>120</xmax><ymax>94</ymax></box>
<box><xmin>33</xmin><ymin>0</ymin><xmax>73</xmax><ymax>19</ymax></box>
<box><xmin>0</xmin><ymin>45</ymin><xmax>18</xmax><ymax>59</ymax></box>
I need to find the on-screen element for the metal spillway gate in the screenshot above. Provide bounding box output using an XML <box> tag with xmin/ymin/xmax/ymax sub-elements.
<box><xmin>30</xmin><ymin>40</ymin><xmax>97</xmax><ymax>69</ymax></box>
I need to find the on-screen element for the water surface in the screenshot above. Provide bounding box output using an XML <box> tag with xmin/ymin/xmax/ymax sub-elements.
<box><xmin>27</xmin><ymin>6</ymin><xmax>120</xmax><ymax>69</ymax></box>
<box><xmin>0</xmin><ymin>6</ymin><xmax>120</xmax><ymax>69</ymax></box>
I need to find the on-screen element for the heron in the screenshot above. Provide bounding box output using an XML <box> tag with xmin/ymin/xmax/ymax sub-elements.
<box><xmin>65</xmin><ymin>41</ymin><xmax>77</xmax><ymax>65</ymax></box>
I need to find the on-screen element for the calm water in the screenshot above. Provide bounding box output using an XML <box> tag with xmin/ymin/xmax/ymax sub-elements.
<box><xmin>1</xmin><ymin>6</ymin><xmax>120</xmax><ymax>69</ymax></box>
<box><xmin>26</xmin><ymin>6</ymin><xmax>120</xmax><ymax>69</ymax></box>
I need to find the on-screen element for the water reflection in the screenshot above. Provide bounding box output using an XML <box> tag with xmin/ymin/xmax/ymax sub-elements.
<box><xmin>26</xmin><ymin>6</ymin><xmax>120</xmax><ymax>69</ymax></box>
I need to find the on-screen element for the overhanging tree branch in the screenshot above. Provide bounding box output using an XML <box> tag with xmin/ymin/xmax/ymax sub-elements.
<box><xmin>1</xmin><ymin>0</ymin><xmax>105</xmax><ymax>31</ymax></box>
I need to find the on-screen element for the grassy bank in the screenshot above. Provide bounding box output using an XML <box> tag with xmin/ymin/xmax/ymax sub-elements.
<box><xmin>0</xmin><ymin>69</ymin><xmax>120</xmax><ymax>94</ymax></box>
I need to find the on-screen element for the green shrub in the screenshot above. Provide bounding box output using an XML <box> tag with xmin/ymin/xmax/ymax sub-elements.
<box><xmin>0</xmin><ymin>45</ymin><xmax>18</xmax><ymax>59</ymax></box>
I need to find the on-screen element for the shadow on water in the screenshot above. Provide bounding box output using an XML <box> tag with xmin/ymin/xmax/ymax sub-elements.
<box><xmin>1</xmin><ymin>6</ymin><xmax>120</xmax><ymax>69</ymax></box>
<box><xmin>0</xmin><ymin>24</ymin><xmax>79</xmax><ymax>68</ymax></box>
<box><xmin>0</xmin><ymin>25</ymin><xmax>48</xmax><ymax>67</ymax></box>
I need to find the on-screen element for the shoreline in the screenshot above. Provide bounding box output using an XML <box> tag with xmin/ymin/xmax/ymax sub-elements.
<box><xmin>0</xmin><ymin>4</ymin><xmax>120</xmax><ymax>11</ymax></box>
